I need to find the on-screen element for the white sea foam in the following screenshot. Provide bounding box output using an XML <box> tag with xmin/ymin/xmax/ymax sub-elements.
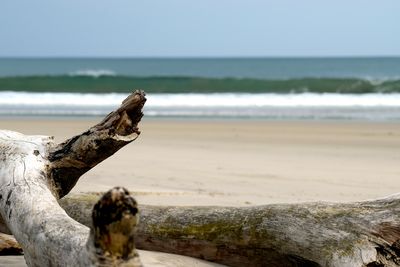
<box><xmin>69</xmin><ymin>69</ymin><xmax>116</xmax><ymax>77</ymax></box>
<box><xmin>0</xmin><ymin>91</ymin><xmax>123</xmax><ymax>106</ymax></box>
<box><xmin>148</xmin><ymin>93</ymin><xmax>400</xmax><ymax>107</ymax></box>
<box><xmin>1</xmin><ymin>92</ymin><xmax>400</xmax><ymax>120</ymax></box>
<box><xmin>2</xmin><ymin>92</ymin><xmax>400</xmax><ymax>107</ymax></box>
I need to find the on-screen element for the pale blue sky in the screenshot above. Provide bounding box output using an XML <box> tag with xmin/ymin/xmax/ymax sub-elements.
<box><xmin>1</xmin><ymin>0</ymin><xmax>399</xmax><ymax>57</ymax></box>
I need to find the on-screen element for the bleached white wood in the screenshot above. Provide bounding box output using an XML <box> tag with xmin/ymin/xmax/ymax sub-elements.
<box><xmin>0</xmin><ymin>130</ymin><xmax>92</xmax><ymax>266</ymax></box>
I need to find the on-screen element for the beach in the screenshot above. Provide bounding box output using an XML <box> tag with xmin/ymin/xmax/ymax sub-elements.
<box><xmin>1</xmin><ymin>0</ymin><xmax>399</xmax><ymax>263</ymax></box>
<box><xmin>1</xmin><ymin>117</ymin><xmax>400</xmax><ymax>266</ymax></box>
<box><xmin>2</xmin><ymin>118</ymin><xmax>399</xmax><ymax>205</ymax></box>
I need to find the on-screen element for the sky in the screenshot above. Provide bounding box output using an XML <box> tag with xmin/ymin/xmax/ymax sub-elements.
<box><xmin>1</xmin><ymin>0</ymin><xmax>399</xmax><ymax>57</ymax></box>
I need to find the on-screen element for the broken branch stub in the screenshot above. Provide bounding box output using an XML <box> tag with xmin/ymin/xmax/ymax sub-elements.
<box><xmin>89</xmin><ymin>187</ymin><xmax>142</xmax><ymax>266</ymax></box>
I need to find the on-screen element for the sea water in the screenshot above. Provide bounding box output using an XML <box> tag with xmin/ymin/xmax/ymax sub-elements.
<box><xmin>0</xmin><ymin>57</ymin><xmax>399</xmax><ymax>120</ymax></box>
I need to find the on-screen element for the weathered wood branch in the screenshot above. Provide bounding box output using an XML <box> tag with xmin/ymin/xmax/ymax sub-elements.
<box><xmin>0</xmin><ymin>91</ymin><xmax>146</xmax><ymax>266</ymax></box>
<box><xmin>49</xmin><ymin>90</ymin><xmax>146</xmax><ymax>198</ymax></box>
<box><xmin>56</xmin><ymin>192</ymin><xmax>400</xmax><ymax>267</ymax></box>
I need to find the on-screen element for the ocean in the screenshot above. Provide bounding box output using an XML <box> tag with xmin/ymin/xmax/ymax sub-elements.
<box><xmin>0</xmin><ymin>57</ymin><xmax>400</xmax><ymax>120</ymax></box>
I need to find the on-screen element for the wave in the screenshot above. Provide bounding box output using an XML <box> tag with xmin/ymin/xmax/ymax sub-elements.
<box><xmin>69</xmin><ymin>69</ymin><xmax>116</xmax><ymax>77</ymax></box>
<box><xmin>2</xmin><ymin>92</ymin><xmax>400</xmax><ymax>107</ymax></box>
<box><xmin>1</xmin><ymin>75</ymin><xmax>400</xmax><ymax>94</ymax></box>
<box><xmin>1</xmin><ymin>92</ymin><xmax>400</xmax><ymax>121</ymax></box>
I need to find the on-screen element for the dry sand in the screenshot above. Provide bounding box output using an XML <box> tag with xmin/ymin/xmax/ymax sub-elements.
<box><xmin>1</xmin><ymin>118</ymin><xmax>400</xmax><ymax>266</ymax></box>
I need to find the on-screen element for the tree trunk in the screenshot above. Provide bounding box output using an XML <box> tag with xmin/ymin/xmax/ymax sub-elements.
<box><xmin>57</xmin><ymin>192</ymin><xmax>400</xmax><ymax>267</ymax></box>
<box><xmin>0</xmin><ymin>91</ymin><xmax>146</xmax><ymax>266</ymax></box>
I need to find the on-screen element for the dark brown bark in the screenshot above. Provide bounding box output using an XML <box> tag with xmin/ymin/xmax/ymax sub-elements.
<box><xmin>89</xmin><ymin>187</ymin><xmax>142</xmax><ymax>266</ymax></box>
<box><xmin>0</xmin><ymin>234</ymin><xmax>22</xmax><ymax>256</ymax></box>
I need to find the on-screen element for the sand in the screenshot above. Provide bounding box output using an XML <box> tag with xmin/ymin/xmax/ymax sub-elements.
<box><xmin>1</xmin><ymin>118</ymin><xmax>400</xmax><ymax>266</ymax></box>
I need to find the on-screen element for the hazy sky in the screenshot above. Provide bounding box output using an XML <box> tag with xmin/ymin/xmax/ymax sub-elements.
<box><xmin>1</xmin><ymin>0</ymin><xmax>399</xmax><ymax>57</ymax></box>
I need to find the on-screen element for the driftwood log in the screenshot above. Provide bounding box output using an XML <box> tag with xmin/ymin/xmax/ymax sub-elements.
<box><xmin>6</xmin><ymin>191</ymin><xmax>400</xmax><ymax>267</ymax></box>
<box><xmin>1</xmin><ymin>89</ymin><xmax>400</xmax><ymax>267</ymax></box>
<box><xmin>0</xmin><ymin>91</ymin><xmax>146</xmax><ymax>266</ymax></box>
<box><xmin>58</xmin><ymin>193</ymin><xmax>400</xmax><ymax>267</ymax></box>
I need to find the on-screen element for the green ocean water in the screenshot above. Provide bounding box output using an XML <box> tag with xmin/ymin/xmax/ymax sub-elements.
<box><xmin>1</xmin><ymin>58</ymin><xmax>400</xmax><ymax>120</ymax></box>
<box><xmin>0</xmin><ymin>75</ymin><xmax>400</xmax><ymax>93</ymax></box>
<box><xmin>0</xmin><ymin>57</ymin><xmax>400</xmax><ymax>93</ymax></box>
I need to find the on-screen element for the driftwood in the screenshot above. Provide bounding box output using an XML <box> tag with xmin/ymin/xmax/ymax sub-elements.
<box><xmin>0</xmin><ymin>91</ymin><xmax>146</xmax><ymax>266</ymax></box>
<box><xmin>1</xmin><ymin>89</ymin><xmax>400</xmax><ymax>267</ymax></box>
<box><xmin>7</xmin><ymin>190</ymin><xmax>400</xmax><ymax>267</ymax></box>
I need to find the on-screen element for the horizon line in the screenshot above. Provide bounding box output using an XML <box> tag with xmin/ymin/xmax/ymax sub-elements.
<box><xmin>1</xmin><ymin>55</ymin><xmax>400</xmax><ymax>60</ymax></box>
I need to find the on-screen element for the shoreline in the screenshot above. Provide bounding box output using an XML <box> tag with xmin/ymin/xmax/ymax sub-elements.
<box><xmin>1</xmin><ymin>114</ymin><xmax>400</xmax><ymax>123</ymax></box>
